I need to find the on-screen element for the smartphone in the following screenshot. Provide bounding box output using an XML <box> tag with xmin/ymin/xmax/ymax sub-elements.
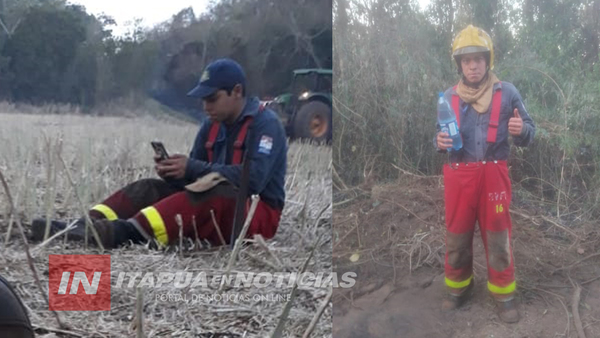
<box><xmin>151</xmin><ymin>141</ymin><xmax>169</xmax><ymax>160</ymax></box>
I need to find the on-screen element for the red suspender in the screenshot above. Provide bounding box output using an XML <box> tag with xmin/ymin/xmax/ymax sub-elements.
<box><xmin>452</xmin><ymin>85</ymin><xmax>460</xmax><ymax>128</ymax></box>
<box><xmin>205</xmin><ymin>122</ymin><xmax>221</xmax><ymax>163</ymax></box>
<box><xmin>487</xmin><ymin>86</ymin><xmax>503</xmax><ymax>143</ymax></box>
<box><xmin>204</xmin><ymin>105</ymin><xmax>265</xmax><ymax>164</ymax></box>
<box><xmin>232</xmin><ymin>117</ymin><xmax>253</xmax><ymax>165</ymax></box>
<box><xmin>450</xmin><ymin>84</ymin><xmax>503</xmax><ymax>143</ymax></box>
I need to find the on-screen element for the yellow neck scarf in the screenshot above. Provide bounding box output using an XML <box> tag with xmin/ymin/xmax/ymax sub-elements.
<box><xmin>456</xmin><ymin>72</ymin><xmax>500</xmax><ymax>113</ymax></box>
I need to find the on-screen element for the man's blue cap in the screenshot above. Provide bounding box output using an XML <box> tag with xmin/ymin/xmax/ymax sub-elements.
<box><xmin>187</xmin><ymin>58</ymin><xmax>246</xmax><ymax>98</ymax></box>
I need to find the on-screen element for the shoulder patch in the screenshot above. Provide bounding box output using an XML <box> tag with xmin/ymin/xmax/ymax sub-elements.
<box><xmin>258</xmin><ymin>135</ymin><xmax>273</xmax><ymax>154</ymax></box>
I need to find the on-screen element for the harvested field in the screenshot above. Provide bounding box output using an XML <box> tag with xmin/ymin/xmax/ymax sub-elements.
<box><xmin>0</xmin><ymin>108</ymin><xmax>332</xmax><ymax>338</ymax></box>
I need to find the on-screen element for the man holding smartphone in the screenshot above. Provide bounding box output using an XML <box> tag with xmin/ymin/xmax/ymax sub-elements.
<box><xmin>31</xmin><ymin>58</ymin><xmax>287</xmax><ymax>250</ymax></box>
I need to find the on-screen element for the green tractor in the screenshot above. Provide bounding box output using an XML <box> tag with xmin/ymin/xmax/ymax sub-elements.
<box><xmin>269</xmin><ymin>68</ymin><xmax>332</xmax><ymax>142</ymax></box>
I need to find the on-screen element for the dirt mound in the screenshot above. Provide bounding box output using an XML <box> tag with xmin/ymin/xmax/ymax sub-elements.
<box><xmin>333</xmin><ymin>176</ymin><xmax>445</xmax><ymax>298</ymax></box>
<box><xmin>333</xmin><ymin>174</ymin><xmax>600</xmax><ymax>337</ymax></box>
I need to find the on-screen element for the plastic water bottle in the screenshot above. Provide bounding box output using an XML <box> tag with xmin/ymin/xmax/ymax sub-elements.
<box><xmin>437</xmin><ymin>92</ymin><xmax>462</xmax><ymax>151</ymax></box>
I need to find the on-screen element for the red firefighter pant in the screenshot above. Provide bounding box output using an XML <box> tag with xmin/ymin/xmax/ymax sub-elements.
<box><xmin>443</xmin><ymin>161</ymin><xmax>515</xmax><ymax>299</ymax></box>
<box><xmin>87</xmin><ymin>178</ymin><xmax>281</xmax><ymax>246</ymax></box>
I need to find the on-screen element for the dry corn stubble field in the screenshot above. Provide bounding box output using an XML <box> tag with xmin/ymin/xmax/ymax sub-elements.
<box><xmin>0</xmin><ymin>104</ymin><xmax>332</xmax><ymax>338</ymax></box>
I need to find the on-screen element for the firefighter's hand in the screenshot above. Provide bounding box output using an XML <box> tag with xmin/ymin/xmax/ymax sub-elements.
<box><xmin>153</xmin><ymin>154</ymin><xmax>164</xmax><ymax>164</ymax></box>
<box><xmin>437</xmin><ymin>132</ymin><xmax>453</xmax><ymax>150</ymax></box>
<box><xmin>509</xmin><ymin>108</ymin><xmax>523</xmax><ymax>136</ymax></box>
<box><xmin>155</xmin><ymin>154</ymin><xmax>188</xmax><ymax>179</ymax></box>
<box><xmin>154</xmin><ymin>156</ymin><xmax>168</xmax><ymax>179</ymax></box>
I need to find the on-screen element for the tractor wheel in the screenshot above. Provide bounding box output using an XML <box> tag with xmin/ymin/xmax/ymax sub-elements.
<box><xmin>293</xmin><ymin>101</ymin><xmax>331</xmax><ymax>142</ymax></box>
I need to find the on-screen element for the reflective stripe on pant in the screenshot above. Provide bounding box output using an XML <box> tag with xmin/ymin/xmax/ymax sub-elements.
<box><xmin>132</xmin><ymin>183</ymin><xmax>281</xmax><ymax>246</ymax></box>
<box><xmin>89</xmin><ymin>178</ymin><xmax>180</xmax><ymax>221</ymax></box>
<box><xmin>443</xmin><ymin>161</ymin><xmax>515</xmax><ymax>299</ymax></box>
<box><xmin>90</xmin><ymin>204</ymin><xmax>119</xmax><ymax>221</ymax></box>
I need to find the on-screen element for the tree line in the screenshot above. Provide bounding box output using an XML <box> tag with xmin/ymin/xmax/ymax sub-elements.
<box><xmin>334</xmin><ymin>0</ymin><xmax>600</xmax><ymax>218</ymax></box>
<box><xmin>0</xmin><ymin>0</ymin><xmax>332</xmax><ymax>114</ymax></box>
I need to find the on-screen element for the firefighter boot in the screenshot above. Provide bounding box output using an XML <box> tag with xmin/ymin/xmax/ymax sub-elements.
<box><xmin>88</xmin><ymin>219</ymin><xmax>117</xmax><ymax>249</ymax></box>
<box><xmin>30</xmin><ymin>218</ymin><xmax>85</xmax><ymax>242</ymax></box>
<box><xmin>441</xmin><ymin>279</ymin><xmax>475</xmax><ymax>311</ymax></box>
<box><xmin>496</xmin><ymin>297</ymin><xmax>519</xmax><ymax>323</ymax></box>
<box><xmin>31</xmin><ymin>217</ymin><xmax>116</xmax><ymax>248</ymax></box>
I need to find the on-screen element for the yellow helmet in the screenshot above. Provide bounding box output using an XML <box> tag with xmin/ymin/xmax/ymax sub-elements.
<box><xmin>452</xmin><ymin>25</ymin><xmax>494</xmax><ymax>70</ymax></box>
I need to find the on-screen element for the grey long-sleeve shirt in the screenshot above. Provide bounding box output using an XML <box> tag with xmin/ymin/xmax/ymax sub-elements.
<box><xmin>434</xmin><ymin>81</ymin><xmax>535</xmax><ymax>162</ymax></box>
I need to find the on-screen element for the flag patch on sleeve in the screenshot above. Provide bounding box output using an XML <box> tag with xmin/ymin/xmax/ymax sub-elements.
<box><xmin>258</xmin><ymin>135</ymin><xmax>273</xmax><ymax>154</ymax></box>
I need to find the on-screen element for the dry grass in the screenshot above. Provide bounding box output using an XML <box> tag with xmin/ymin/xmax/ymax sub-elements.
<box><xmin>0</xmin><ymin>108</ymin><xmax>332</xmax><ymax>337</ymax></box>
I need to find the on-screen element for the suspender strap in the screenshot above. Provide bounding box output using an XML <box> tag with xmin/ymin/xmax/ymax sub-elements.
<box><xmin>205</xmin><ymin>122</ymin><xmax>221</xmax><ymax>163</ymax></box>
<box><xmin>487</xmin><ymin>85</ymin><xmax>503</xmax><ymax>143</ymax></box>
<box><xmin>205</xmin><ymin>105</ymin><xmax>266</xmax><ymax>164</ymax></box>
<box><xmin>230</xmin><ymin>105</ymin><xmax>264</xmax><ymax>249</ymax></box>
<box><xmin>232</xmin><ymin>117</ymin><xmax>253</xmax><ymax>165</ymax></box>
<box><xmin>451</xmin><ymin>85</ymin><xmax>460</xmax><ymax>128</ymax></box>
<box><xmin>450</xmin><ymin>84</ymin><xmax>503</xmax><ymax>143</ymax></box>
<box><xmin>233</xmin><ymin>104</ymin><xmax>265</xmax><ymax>164</ymax></box>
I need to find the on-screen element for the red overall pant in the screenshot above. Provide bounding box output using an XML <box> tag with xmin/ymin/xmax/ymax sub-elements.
<box><xmin>88</xmin><ymin>178</ymin><xmax>281</xmax><ymax>246</ymax></box>
<box><xmin>443</xmin><ymin>160</ymin><xmax>516</xmax><ymax>300</ymax></box>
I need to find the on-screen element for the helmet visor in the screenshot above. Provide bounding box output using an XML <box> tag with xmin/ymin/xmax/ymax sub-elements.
<box><xmin>453</xmin><ymin>46</ymin><xmax>490</xmax><ymax>57</ymax></box>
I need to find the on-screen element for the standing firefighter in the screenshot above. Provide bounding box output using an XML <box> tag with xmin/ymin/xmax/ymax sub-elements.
<box><xmin>32</xmin><ymin>58</ymin><xmax>287</xmax><ymax>248</ymax></box>
<box><xmin>435</xmin><ymin>25</ymin><xmax>535</xmax><ymax>323</ymax></box>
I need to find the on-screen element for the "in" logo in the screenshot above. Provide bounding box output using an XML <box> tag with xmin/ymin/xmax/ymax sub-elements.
<box><xmin>58</xmin><ymin>271</ymin><xmax>103</xmax><ymax>295</ymax></box>
<box><xmin>49</xmin><ymin>255</ymin><xmax>111</xmax><ymax>311</ymax></box>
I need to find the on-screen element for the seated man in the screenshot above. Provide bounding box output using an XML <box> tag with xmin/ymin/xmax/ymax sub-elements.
<box><xmin>31</xmin><ymin>58</ymin><xmax>287</xmax><ymax>248</ymax></box>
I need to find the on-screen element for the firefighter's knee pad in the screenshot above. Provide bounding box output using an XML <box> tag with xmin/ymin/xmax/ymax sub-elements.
<box><xmin>446</xmin><ymin>231</ymin><xmax>474</xmax><ymax>269</ymax></box>
<box><xmin>487</xmin><ymin>229</ymin><xmax>511</xmax><ymax>271</ymax></box>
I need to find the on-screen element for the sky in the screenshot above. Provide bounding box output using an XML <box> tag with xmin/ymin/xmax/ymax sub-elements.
<box><xmin>69</xmin><ymin>1</ymin><xmax>432</xmax><ymax>36</ymax></box>
<box><xmin>67</xmin><ymin>0</ymin><xmax>211</xmax><ymax>36</ymax></box>
<box><xmin>418</xmin><ymin>0</ymin><xmax>431</xmax><ymax>11</ymax></box>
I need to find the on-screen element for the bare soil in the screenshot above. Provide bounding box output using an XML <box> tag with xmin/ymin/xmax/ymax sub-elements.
<box><xmin>333</xmin><ymin>174</ymin><xmax>600</xmax><ymax>338</ymax></box>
